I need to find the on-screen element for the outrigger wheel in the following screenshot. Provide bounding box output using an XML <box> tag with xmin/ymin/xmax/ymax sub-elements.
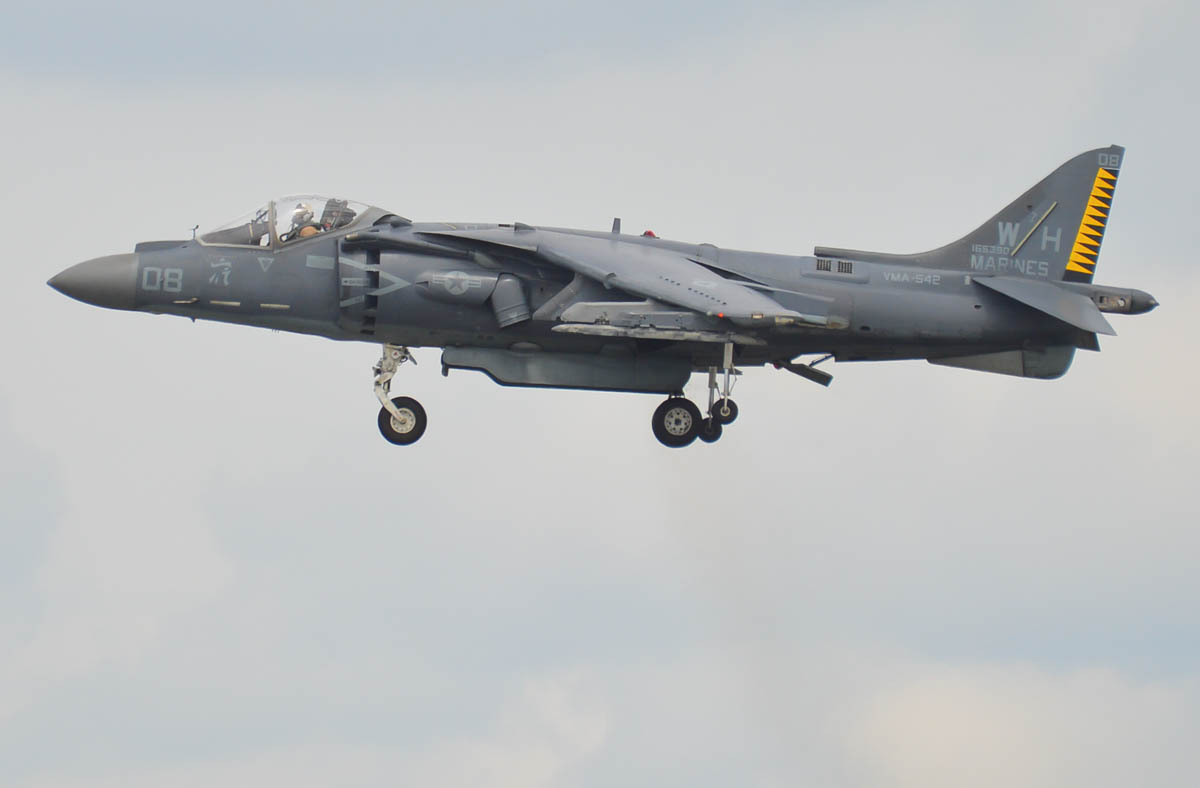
<box><xmin>378</xmin><ymin>396</ymin><xmax>427</xmax><ymax>445</ymax></box>
<box><xmin>652</xmin><ymin>397</ymin><xmax>701</xmax><ymax>448</ymax></box>
<box><xmin>697</xmin><ymin>417</ymin><xmax>723</xmax><ymax>444</ymax></box>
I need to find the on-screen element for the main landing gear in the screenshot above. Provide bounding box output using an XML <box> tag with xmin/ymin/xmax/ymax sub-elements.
<box><xmin>650</xmin><ymin>342</ymin><xmax>740</xmax><ymax>448</ymax></box>
<box><xmin>374</xmin><ymin>344</ymin><xmax>428</xmax><ymax>445</ymax></box>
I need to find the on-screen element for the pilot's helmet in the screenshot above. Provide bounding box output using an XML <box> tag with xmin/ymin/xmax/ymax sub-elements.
<box><xmin>291</xmin><ymin>203</ymin><xmax>314</xmax><ymax>226</ymax></box>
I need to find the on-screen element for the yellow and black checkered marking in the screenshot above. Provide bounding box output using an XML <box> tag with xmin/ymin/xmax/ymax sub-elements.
<box><xmin>1064</xmin><ymin>167</ymin><xmax>1119</xmax><ymax>282</ymax></box>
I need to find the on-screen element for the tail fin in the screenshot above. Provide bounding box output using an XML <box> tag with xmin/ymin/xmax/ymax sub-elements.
<box><xmin>1061</xmin><ymin>158</ymin><xmax>1121</xmax><ymax>283</ymax></box>
<box><xmin>816</xmin><ymin>145</ymin><xmax>1124</xmax><ymax>283</ymax></box>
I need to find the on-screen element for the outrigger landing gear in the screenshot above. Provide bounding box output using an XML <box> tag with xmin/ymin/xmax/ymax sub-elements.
<box><xmin>374</xmin><ymin>344</ymin><xmax>427</xmax><ymax>445</ymax></box>
<box><xmin>651</xmin><ymin>342</ymin><xmax>741</xmax><ymax>448</ymax></box>
<box><xmin>705</xmin><ymin>342</ymin><xmax>740</xmax><ymax>430</ymax></box>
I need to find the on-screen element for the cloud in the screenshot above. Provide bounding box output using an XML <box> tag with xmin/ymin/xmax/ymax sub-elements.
<box><xmin>850</xmin><ymin>662</ymin><xmax>1200</xmax><ymax>788</ymax></box>
<box><xmin>9</xmin><ymin>671</ymin><xmax>607</xmax><ymax>788</ymax></box>
<box><xmin>1</xmin><ymin>0</ymin><xmax>1198</xmax><ymax>785</ymax></box>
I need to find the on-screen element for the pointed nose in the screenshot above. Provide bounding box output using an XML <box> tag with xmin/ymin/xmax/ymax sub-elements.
<box><xmin>48</xmin><ymin>253</ymin><xmax>139</xmax><ymax>310</ymax></box>
<box><xmin>1129</xmin><ymin>289</ymin><xmax>1159</xmax><ymax>314</ymax></box>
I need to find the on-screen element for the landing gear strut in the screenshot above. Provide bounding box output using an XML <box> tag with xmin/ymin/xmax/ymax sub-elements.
<box><xmin>705</xmin><ymin>341</ymin><xmax>740</xmax><ymax>427</ymax></box>
<box><xmin>374</xmin><ymin>344</ymin><xmax>427</xmax><ymax>445</ymax></box>
<box><xmin>651</xmin><ymin>342</ymin><xmax>740</xmax><ymax>448</ymax></box>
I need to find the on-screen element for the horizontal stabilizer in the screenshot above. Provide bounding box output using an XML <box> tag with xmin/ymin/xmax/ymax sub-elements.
<box><xmin>974</xmin><ymin>276</ymin><xmax>1116</xmax><ymax>335</ymax></box>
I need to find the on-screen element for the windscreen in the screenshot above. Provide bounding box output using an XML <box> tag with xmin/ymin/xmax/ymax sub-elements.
<box><xmin>199</xmin><ymin>204</ymin><xmax>272</xmax><ymax>246</ymax></box>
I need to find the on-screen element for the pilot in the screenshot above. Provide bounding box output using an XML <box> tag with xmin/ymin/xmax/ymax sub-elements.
<box><xmin>287</xmin><ymin>202</ymin><xmax>322</xmax><ymax>241</ymax></box>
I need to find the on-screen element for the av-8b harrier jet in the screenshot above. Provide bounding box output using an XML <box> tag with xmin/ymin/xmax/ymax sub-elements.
<box><xmin>49</xmin><ymin>145</ymin><xmax>1156</xmax><ymax>447</ymax></box>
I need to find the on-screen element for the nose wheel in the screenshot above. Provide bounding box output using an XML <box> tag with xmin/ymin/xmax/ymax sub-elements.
<box><xmin>373</xmin><ymin>344</ymin><xmax>427</xmax><ymax>445</ymax></box>
<box><xmin>378</xmin><ymin>396</ymin><xmax>427</xmax><ymax>445</ymax></box>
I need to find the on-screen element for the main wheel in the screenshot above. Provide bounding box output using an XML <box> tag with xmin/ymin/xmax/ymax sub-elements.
<box><xmin>652</xmin><ymin>397</ymin><xmax>701</xmax><ymax>448</ymax></box>
<box><xmin>714</xmin><ymin>398</ymin><xmax>739</xmax><ymax>425</ymax></box>
<box><xmin>377</xmin><ymin>396</ymin><xmax>427</xmax><ymax>445</ymax></box>
<box><xmin>697</xmin><ymin>417</ymin><xmax>723</xmax><ymax>443</ymax></box>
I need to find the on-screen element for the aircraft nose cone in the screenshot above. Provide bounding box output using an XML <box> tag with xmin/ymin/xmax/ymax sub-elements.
<box><xmin>48</xmin><ymin>253</ymin><xmax>138</xmax><ymax>310</ymax></box>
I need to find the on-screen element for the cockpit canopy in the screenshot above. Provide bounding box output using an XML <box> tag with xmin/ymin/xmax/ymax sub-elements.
<box><xmin>200</xmin><ymin>195</ymin><xmax>373</xmax><ymax>247</ymax></box>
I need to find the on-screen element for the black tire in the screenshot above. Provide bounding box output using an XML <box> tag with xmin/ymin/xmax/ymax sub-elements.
<box><xmin>714</xmin><ymin>398</ymin><xmax>739</xmax><ymax>425</ymax></box>
<box><xmin>697</xmin><ymin>417</ymin><xmax>723</xmax><ymax>443</ymax></box>
<box><xmin>652</xmin><ymin>397</ymin><xmax>701</xmax><ymax>448</ymax></box>
<box><xmin>377</xmin><ymin>396</ymin><xmax>427</xmax><ymax>445</ymax></box>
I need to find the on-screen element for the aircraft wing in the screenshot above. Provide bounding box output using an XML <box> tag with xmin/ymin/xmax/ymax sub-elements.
<box><xmin>417</xmin><ymin>227</ymin><xmax>818</xmax><ymax>328</ymax></box>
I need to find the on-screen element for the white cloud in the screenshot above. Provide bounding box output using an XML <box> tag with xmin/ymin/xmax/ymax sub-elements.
<box><xmin>850</xmin><ymin>662</ymin><xmax>1200</xmax><ymax>788</ymax></box>
<box><xmin>9</xmin><ymin>671</ymin><xmax>607</xmax><ymax>788</ymax></box>
<box><xmin>0</xmin><ymin>0</ymin><xmax>1197</xmax><ymax>784</ymax></box>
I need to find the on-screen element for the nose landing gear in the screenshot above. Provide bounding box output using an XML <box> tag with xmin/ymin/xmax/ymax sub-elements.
<box><xmin>374</xmin><ymin>344</ymin><xmax>427</xmax><ymax>445</ymax></box>
<box><xmin>378</xmin><ymin>396</ymin><xmax>427</xmax><ymax>445</ymax></box>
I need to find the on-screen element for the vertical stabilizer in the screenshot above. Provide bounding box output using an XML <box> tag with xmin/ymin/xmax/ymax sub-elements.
<box><xmin>815</xmin><ymin>146</ymin><xmax>1125</xmax><ymax>283</ymax></box>
<box><xmin>1061</xmin><ymin>162</ymin><xmax>1120</xmax><ymax>283</ymax></box>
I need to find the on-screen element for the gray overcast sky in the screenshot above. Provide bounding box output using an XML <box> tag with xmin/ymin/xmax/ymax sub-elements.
<box><xmin>2</xmin><ymin>0</ymin><xmax>1198</xmax><ymax>785</ymax></box>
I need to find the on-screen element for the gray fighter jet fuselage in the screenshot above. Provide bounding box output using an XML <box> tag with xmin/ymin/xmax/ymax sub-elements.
<box><xmin>49</xmin><ymin>147</ymin><xmax>1157</xmax><ymax>447</ymax></box>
